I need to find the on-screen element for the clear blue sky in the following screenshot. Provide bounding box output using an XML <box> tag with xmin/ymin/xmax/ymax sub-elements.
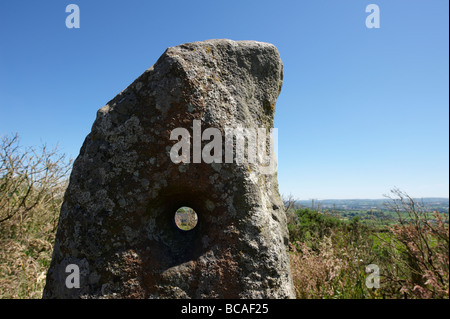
<box><xmin>0</xmin><ymin>0</ymin><xmax>448</xmax><ymax>200</ymax></box>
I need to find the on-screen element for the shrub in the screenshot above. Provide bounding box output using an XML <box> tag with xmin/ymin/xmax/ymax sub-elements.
<box><xmin>377</xmin><ymin>188</ymin><xmax>449</xmax><ymax>299</ymax></box>
<box><xmin>288</xmin><ymin>208</ymin><xmax>378</xmax><ymax>298</ymax></box>
<box><xmin>0</xmin><ymin>134</ymin><xmax>71</xmax><ymax>298</ymax></box>
<box><xmin>288</xmin><ymin>190</ymin><xmax>449</xmax><ymax>299</ymax></box>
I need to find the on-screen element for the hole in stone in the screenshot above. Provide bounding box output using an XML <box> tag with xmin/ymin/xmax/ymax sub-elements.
<box><xmin>174</xmin><ymin>206</ymin><xmax>198</xmax><ymax>231</ymax></box>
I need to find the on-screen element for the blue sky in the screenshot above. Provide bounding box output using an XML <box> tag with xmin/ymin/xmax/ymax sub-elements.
<box><xmin>0</xmin><ymin>0</ymin><xmax>448</xmax><ymax>199</ymax></box>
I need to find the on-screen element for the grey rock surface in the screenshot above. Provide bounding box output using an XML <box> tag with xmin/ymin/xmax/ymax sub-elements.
<box><xmin>43</xmin><ymin>39</ymin><xmax>295</xmax><ymax>298</ymax></box>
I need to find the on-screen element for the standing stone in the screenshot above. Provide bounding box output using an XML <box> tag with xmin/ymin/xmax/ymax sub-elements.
<box><xmin>43</xmin><ymin>39</ymin><xmax>295</xmax><ymax>299</ymax></box>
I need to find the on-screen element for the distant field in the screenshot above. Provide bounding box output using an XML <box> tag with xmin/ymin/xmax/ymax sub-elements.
<box><xmin>296</xmin><ymin>198</ymin><xmax>449</xmax><ymax>213</ymax></box>
<box><xmin>295</xmin><ymin>198</ymin><xmax>449</xmax><ymax>227</ymax></box>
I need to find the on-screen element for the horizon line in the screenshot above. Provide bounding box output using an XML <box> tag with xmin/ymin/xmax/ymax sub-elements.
<box><xmin>295</xmin><ymin>197</ymin><xmax>449</xmax><ymax>201</ymax></box>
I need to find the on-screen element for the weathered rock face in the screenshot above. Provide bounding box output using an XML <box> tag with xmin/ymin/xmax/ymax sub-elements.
<box><xmin>43</xmin><ymin>39</ymin><xmax>295</xmax><ymax>299</ymax></box>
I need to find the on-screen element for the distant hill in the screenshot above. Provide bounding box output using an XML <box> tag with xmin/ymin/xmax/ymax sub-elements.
<box><xmin>296</xmin><ymin>198</ymin><xmax>449</xmax><ymax>213</ymax></box>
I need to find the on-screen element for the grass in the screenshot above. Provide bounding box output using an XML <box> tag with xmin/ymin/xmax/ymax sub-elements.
<box><xmin>0</xmin><ymin>208</ymin><xmax>59</xmax><ymax>298</ymax></box>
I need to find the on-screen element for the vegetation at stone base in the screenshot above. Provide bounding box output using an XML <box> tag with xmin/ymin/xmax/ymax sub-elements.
<box><xmin>0</xmin><ymin>134</ymin><xmax>448</xmax><ymax>299</ymax></box>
